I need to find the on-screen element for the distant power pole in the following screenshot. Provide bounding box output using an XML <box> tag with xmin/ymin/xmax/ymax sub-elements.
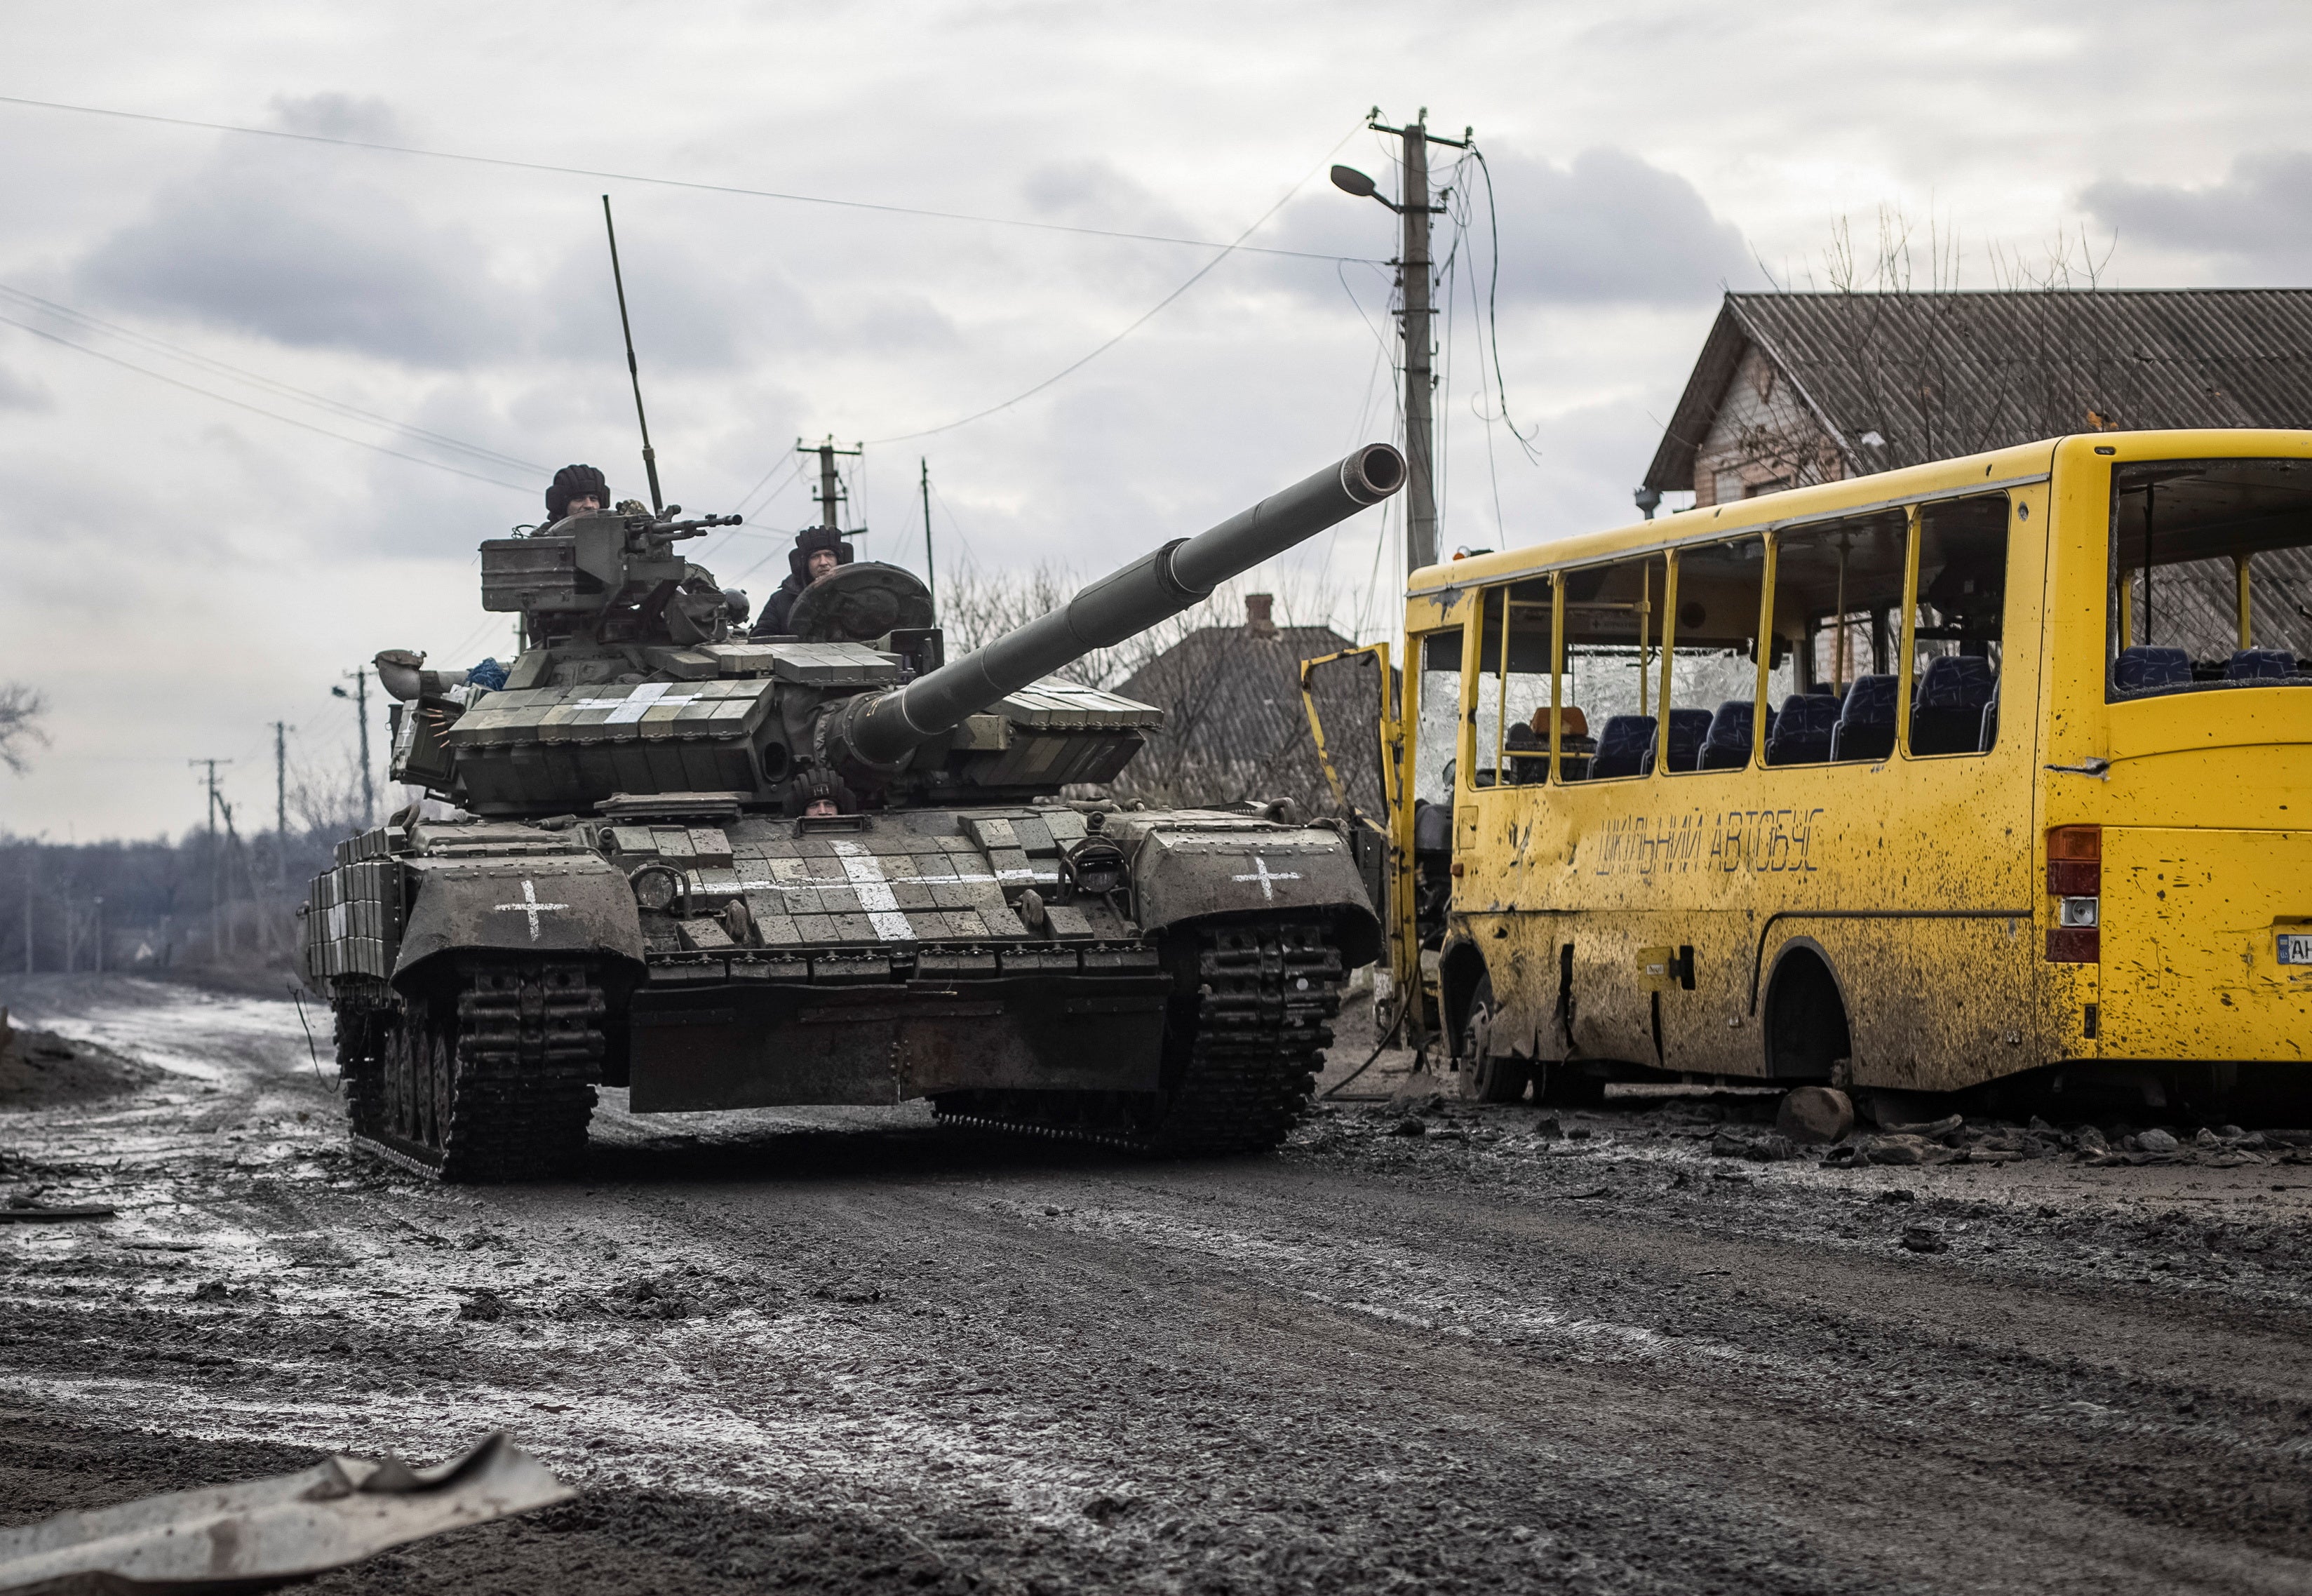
<box><xmin>273</xmin><ymin>720</ymin><xmax>292</xmax><ymax>892</ymax></box>
<box><xmin>189</xmin><ymin>758</ymin><xmax>231</xmax><ymax>956</ymax></box>
<box><xmin>333</xmin><ymin>671</ymin><xmax>374</xmax><ymax>827</ymax></box>
<box><xmin>800</xmin><ymin>437</ymin><xmax>863</xmax><ymax>533</ymax></box>
<box><xmin>1332</xmin><ymin>107</ymin><xmax>1470</xmax><ymax>574</ymax></box>
<box><xmin>919</xmin><ymin>457</ymin><xmax>936</xmax><ymax>614</ymax></box>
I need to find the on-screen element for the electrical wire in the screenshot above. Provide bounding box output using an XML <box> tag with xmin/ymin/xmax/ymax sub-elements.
<box><xmin>0</xmin><ymin>312</ymin><xmax>535</xmax><ymax>493</ymax></box>
<box><xmin>1470</xmin><ymin>145</ymin><xmax>1543</xmax><ymax>464</ymax></box>
<box><xmin>859</xmin><ymin>122</ymin><xmax>1369</xmax><ymax>446</ymax></box>
<box><xmin>0</xmin><ymin>283</ymin><xmax>549</xmax><ymax>476</ymax></box>
<box><xmin>0</xmin><ymin>93</ymin><xmax>1380</xmax><ymax>266</ymax></box>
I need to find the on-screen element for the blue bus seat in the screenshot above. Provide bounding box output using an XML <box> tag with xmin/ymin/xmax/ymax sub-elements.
<box><xmin>2116</xmin><ymin>645</ymin><xmax>2192</xmax><ymax>692</ymax></box>
<box><xmin>1589</xmin><ymin>715</ymin><xmax>1656</xmax><ymax>779</ymax></box>
<box><xmin>1639</xmin><ymin>708</ymin><xmax>1714</xmax><ymax>774</ymax></box>
<box><xmin>1765</xmin><ymin>695</ymin><xmax>1838</xmax><ymax>765</ymax></box>
<box><xmin>2227</xmin><ymin>648</ymin><xmax>2297</xmax><ymax>680</ymax></box>
<box><xmin>1977</xmin><ymin>676</ymin><xmax>2000</xmax><ymax>752</ymax></box>
<box><xmin>1698</xmin><ymin>701</ymin><xmax>1755</xmax><ymax>770</ymax></box>
<box><xmin>1911</xmin><ymin>656</ymin><xmax>1996</xmax><ymax>756</ymax></box>
<box><xmin>1830</xmin><ymin>674</ymin><xmax>1900</xmax><ymax>762</ymax></box>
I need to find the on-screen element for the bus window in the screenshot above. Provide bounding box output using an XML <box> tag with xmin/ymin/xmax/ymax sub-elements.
<box><xmin>1473</xmin><ymin>581</ymin><xmax>1553</xmax><ymax>786</ymax></box>
<box><xmin>1664</xmin><ymin>537</ymin><xmax>1784</xmax><ymax>774</ymax></box>
<box><xmin>1907</xmin><ymin>494</ymin><xmax>2010</xmax><ymax>756</ymax></box>
<box><xmin>1768</xmin><ymin>514</ymin><xmax>1907</xmax><ymax>764</ymax></box>
<box><xmin>2110</xmin><ymin>459</ymin><xmax>2312</xmax><ymax>698</ymax></box>
<box><xmin>1559</xmin><ymin>554</ymin><xmax>1668</xmax><ymax>782</ymax></box>
<box><xmin>1415</xmin><ymin>629</ymin><xmax>1465</xmax><ymax>807</ymax></box>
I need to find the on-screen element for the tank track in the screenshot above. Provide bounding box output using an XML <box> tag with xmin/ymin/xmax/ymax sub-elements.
<box><xmin>934</xmin><ymin>920</ymin><xmax>1343</xmax><ymax>1155</ymax></box>
<box><xmin>346</xmin><ymin>960</ymin><xmax>604</xmax><ymax>1183</ymax></box>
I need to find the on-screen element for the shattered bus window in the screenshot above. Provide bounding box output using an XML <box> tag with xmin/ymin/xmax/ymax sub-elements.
<box><xmin>2111</xmin><ymin>458</ymin><xmax>2312</xmax><ymax>697</ymax></box>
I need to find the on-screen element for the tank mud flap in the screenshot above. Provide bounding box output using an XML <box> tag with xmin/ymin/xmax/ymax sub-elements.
<box><xmin>934</xmin><ymin>920</ymin><xmax>1342</xmax><ymax>1155</ymax></box>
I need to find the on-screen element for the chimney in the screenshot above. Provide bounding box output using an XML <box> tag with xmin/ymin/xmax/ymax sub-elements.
<box><xmin>1244</xmin><ymin>593</ymin><xmax>1277</xmax><ymax>639</ymax></box>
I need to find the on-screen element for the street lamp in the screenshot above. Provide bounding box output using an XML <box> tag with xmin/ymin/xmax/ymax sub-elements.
<box><xmin>1329</xmin><ymin>165</ymin><xmax>1399</xmax><ymax>211</ymax></box>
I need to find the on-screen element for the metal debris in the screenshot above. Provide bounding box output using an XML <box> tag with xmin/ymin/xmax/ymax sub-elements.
<box><xmin>0</xmin><ymin>1432</ymin><xmax>570</xmax><ymax>1595</ymax></box>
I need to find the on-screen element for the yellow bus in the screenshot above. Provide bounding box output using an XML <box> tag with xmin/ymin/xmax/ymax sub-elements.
<box><xmin>1328</xmin><ymin>429</ymin><xmax>2312</xmax><ymax>1117</ymax></box>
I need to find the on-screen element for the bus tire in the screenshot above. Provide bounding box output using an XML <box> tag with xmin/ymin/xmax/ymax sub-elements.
<box><xmin>1458</xmin><ymin>974</ymin><xmax>1529</xmax><ymax>1103</ymax></box>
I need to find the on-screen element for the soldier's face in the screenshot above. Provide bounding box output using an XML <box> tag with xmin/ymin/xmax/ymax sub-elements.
<box><xmin>807</xmin><ymin>549</ymin><xmax>840</xmax><ymax>582</ymax></box>
<box><xmin>567</xmin><ymin>493</ymin><xmax>602</xmax><ymax>515</ymax></box>
<box><xmin>805</xmin><ymin>797</ymin><xmax>839</xmax><ymax>817</ymax></box>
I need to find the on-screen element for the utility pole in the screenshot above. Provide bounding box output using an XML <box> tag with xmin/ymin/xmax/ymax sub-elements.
<box><xmin>274</xmin><ymin>722</ymin><xmax>289</xmax><ymax>840</ymax></box>
<box><xmin>920</xmin><ymin>457</ymin><xmax>936</xmax><ymax>613</ymax></box>
<box><xmin>274</xmin><ymin>720</ymin><xmax>291</xmax><ymax>894</ymax></box>
<box><xmin>1333</xmin><ymin>108</ymin><xmax>1470</xmax><ymax>574</ymax></box>
<box><xmin>800</xmin><ymin>437</ymin><xmax>863</xmax><ymax>532</ymax></box>
<box><xmin>333</xmin><ymin>671</ymin><xmax>374</xmax><ymax>827</ymax></box>
<box><xmin>189</xmin><ymin>759</ymin><xmax>231</xmax><ymax>958</ymax></box>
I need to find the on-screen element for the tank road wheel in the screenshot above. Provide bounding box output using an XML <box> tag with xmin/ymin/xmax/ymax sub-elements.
<box><xmin>350</xmin><ymin>960</ymin><xmax>605</xmax><ymax>1183</ymax></box>
<box><xmin>1458</xmin><ymin>974</ymin><xmax>1530</xmax><ymax>1104</ymax></box>
<box><xmin>933</xmin><ymin>921</ymin><xmax>1345</xmax><ymax>1156</ymax></box>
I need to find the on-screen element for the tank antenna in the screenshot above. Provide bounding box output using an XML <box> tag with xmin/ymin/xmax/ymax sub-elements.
<box><xmin>601</xmin><ymin>194</ymin><xmax>664</xmax><ymax>516</ymax></box>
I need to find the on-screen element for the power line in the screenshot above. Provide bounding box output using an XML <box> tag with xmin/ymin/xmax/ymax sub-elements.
<box><xmin>0</xmin><ymin>283</ymin><xmax>549</xmax><ymax>475</ymax></box>
<box><xmin>0</xmin><ymin>312</ymin><xmax>535</xmax><ymax>493</ymax></box>
<box><xmin>861</xmin><ymin>123</ymin><xmax>1369</xmax><ymax>446</ymax></box>
<box><xmin>0</xmin><ymin>92</ymin><xmax>1380</xmax><ymax>266</ymax></box>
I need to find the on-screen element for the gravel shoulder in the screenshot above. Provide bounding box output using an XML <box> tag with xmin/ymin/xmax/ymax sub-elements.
<box><xmin>3</xmin><ymin>973</ymin><xmax>2308</xmax><ymax>1595</ymax></box>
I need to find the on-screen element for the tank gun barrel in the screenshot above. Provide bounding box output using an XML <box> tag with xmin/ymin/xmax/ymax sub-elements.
<box><xmin>828</xmin><ymin>443</ymin><xmax>1404</xmax><ymax>770</ymax></box>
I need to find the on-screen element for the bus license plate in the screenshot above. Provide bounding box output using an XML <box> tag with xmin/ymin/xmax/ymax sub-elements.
<box><xmin>2281</xmin><ymin>933</ymin><xmax>2312</xmax><ymax>966</ymax></box>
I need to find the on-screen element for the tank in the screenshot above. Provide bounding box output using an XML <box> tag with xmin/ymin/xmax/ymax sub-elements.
<box><xmin>300</xmin><ymin>445</ymin><xmax>1406</xmax><ymax>1179</ymax></box>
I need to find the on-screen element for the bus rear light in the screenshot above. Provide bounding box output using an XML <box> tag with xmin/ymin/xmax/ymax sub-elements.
<box><xmin>2057</xmin><ymin>896</ymin><xmax>2098</xmax><ymax>927</ymax></box>
<box><xmin>2046</xmin><ymin>826</ymin><xmax>2100</xmax><ymax>897</ymax></box>
<box><xmin>2048</xmin><ymin>927</ymin><xmax>2099</xmax><ymax>963</ymax></box>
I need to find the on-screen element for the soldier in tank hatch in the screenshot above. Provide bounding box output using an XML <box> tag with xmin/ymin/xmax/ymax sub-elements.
<box><xmin>784</xmin><ymin>767</ymin><xmax>856</xmax><ymax>819</ymax></box>
<box><xmin>751</xmin><ymin>525</ymin><xmax>854</xmax><ymax>638</ymax></box>
<box><xmin>541</xmin><ymin>463</ymin><xmax>610</xmax><ymax>529</ymax></box>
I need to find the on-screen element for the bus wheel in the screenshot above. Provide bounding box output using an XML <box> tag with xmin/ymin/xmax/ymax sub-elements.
<box><xmin>1458</xmin><ymin>975</ymin><xmax>1529</xmax><ymax>1103</ymax></box>
<box><xmin>1766</xmin><ymin>949</ymin><xmax>1851</xmax><ymax>1081</ymax></box>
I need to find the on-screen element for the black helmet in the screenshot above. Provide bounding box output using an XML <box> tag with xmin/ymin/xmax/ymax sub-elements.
<box><xmin>781</xmin><ymin>767</ymin><xmax>857</xmax><ymax>818</ymax></box>
<box><xmin>546</xmin><ymin>464</ymin><xmax>610</xmax><ymax>521</ymax></box>
<box><xmin>788</xmin><ymin>525</ymin><xmax>856</xmax><ymax>583</ymax></box>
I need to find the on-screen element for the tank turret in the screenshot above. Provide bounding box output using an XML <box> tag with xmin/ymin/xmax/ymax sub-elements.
<box><xmin>306</xmin><ymin>443</ymin><xmax>1404</xmax><ymax>1182</ymax></box>
<box><xmin>385</xmin><ymin>445</ymin><xmax>1403</xmax><ymax>818</ymax></box>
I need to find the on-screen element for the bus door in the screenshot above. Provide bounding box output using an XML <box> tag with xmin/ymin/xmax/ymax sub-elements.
<box><xmin>1405</xmin><ymin>624</ymin><xmax>1470</xmax><ymax>1044</ymax></box>
<box><xmin>1298</xmin><ymin>643</ymin><xmax>1412</xmax><ymax>1028</ymax></box>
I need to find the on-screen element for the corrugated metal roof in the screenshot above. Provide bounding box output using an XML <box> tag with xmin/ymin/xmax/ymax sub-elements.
<box><xmin>1644</xmin><ymin>289</ymin><xmax>2312</xmax><ymax>491</ymax></box>
<box><xmin>1111</xmin><ymin>623</ymin><xmax>1384</xmax><ymax>812</ymax></box>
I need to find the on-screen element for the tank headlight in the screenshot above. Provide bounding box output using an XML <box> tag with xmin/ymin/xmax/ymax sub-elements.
<box><xmin>629</xmin><ymin>864</ymin><xmax>682</xmax><ymax>913</ymax></box>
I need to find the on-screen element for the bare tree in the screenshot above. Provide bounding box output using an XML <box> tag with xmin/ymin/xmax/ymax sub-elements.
<box><xmin>0</xmin><ymin>683</ymin><xmax>49</xmax><ymax>775</ymax></box>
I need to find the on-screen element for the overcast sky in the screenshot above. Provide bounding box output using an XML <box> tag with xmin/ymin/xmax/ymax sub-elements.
<box><xmin>2</xmin><ymin>0</ymin><xmax>2306</xmax><ymax>840</ymax></box>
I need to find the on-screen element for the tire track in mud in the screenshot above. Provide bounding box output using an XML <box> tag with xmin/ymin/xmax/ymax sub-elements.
<box><xmin>6</xmin><ymin>977</ymin><xmax>2312</xmax><ymax>1592</ymax></box>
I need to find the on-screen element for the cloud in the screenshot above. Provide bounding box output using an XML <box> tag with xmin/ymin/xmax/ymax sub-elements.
<box><xmin>0</xmin><ymin>361</ymin><xmax>51</xmax><ymax>411</ymax></box>
<box><xmin>1265</xmin><ymin>145</ymin><xmax>1750</xmax><ymax>308</ymax></box>
<box><xmin>2083</xmin><ymin>152</ymin><xmax>2312</xmax><ymax>281</ymax></box>
<box><xmin>74</xmin><ymin>95</ymin><xmax>526</xmax><ymax>366</ymax></box>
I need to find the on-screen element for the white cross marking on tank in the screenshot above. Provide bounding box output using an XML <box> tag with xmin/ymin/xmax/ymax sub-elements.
<box><xmin>570</xmin><ymin>681</ymin><xmax>703</xmax><ymax>723</ymax></box>
<box><xmin>1231</xmin><ymin>856</ymin><xmax>1301</xmax><ymax>901</ymax></box>
<box><xmin>492</xmin><ymin>879</ymin><xmax>571</xmax><ymax>941</ymax></box>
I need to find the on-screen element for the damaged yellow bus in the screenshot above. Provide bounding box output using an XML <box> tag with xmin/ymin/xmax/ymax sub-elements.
<box><xmin>1359</xmin><ymin>430</ymin><xmax>2312</xmax><ymax>1117</ymax></box>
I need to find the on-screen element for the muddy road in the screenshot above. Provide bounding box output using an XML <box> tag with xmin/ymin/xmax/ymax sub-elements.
<box><xmin>4</xmin><ymin>974</ymin><xmax>2311</xmax><ymax>1594</ymax></box>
